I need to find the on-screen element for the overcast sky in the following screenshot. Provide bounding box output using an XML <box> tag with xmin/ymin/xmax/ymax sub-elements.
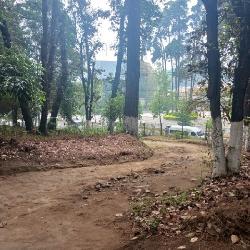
<box><xmin>91</xmin><ymin>0</ymin><xmax>198</xmax><ymax>63</ymax></box>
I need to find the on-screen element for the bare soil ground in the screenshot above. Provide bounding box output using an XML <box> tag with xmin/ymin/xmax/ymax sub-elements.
<box><xmin>0</xmin><ymin>138</ymin><xmax>248</xmax><ymax>250</ymax></box>
<box><xmin>0</xmin><ymin>138</ymin><xmax>209</xmax><ymax>250</ymax></box>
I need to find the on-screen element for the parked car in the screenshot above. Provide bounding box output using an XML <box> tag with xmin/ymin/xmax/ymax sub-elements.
<box><xmin>165</xmin><ymin>125</ymin><xmax>205</xmax><ymax>138</ymax></box>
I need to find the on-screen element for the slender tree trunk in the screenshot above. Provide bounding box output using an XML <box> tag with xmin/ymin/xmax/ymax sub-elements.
<box><xmin>89</xmin><ymin>62</ymin><xmax>95</xmax><ymax>123</ymax></box>
<box><xmin>0</xmin><ymin>20</ymin><xmax>11</xmax><ymax>48</ymax></box>
<box><xmin>111</xmin><ymin>12</ymin><xmax>126</xmax><ymax>99</ymax></box>
<box><xmin>185</xmin><ymin>78</ymin><xmax>187</xmax><ymax>100</ymax></box>
<box><xmin>227</xmin><ymin>0</ymin><xmax>250</xmax><ymax>173</ymax></box>
<box><xmin>12</xmin><ymin>102</ymin><xmax>18</xmax><ymax>126</ymax></box>
<box><xmin>124</xmin><ymin>0</ymin><xmax>140</xmax><ymax>136</ymax></box>
<box><xmin>244</xmin><ymin>82</ymin><xmax>250</xmax><ymax>151</ymax></box>
<box><xmin>202</xmin><ymin>0</ymin><xmax>227</xmax><ymax>177</ymax></box>
<box><xmin>159</xmin><ymin>115</ymin><xmax>162</xmax><ymax>136</ymax></box>
<box><xmin>48</xmin><ymin>10</ymin><xmax>68</xmax><ymax>130</ymax></box>
<box><xmin>190</xmin><ymin>74</ymin><xmax>194</xmax><ymax>99</ymax></box>
<box><xmin>177</xmin><ymin>57</ymin><xmax>180</xmax><ymax>100</ymax></box>
<box><xmin>108</xmin><ymin>6</ymin><xmax>126</xmax><ymax>133</ymax></box>
<box><xmin>170</xmin><ymin>57</ymin><xmax>175</xmax><ymax>111</ymax></box>
<box><xmin>79</xmin><ymin>39</ymin><xmax>91</xmax><ymax>128</ymax></box>
<box><xmin>18</xmin><ymin>96</ymin><xmax>33</xmax><ymax>132</ymax></box>
<box><xmin>85</xmin><ymin>45</ymin><xmax>92</xmax><ymax>127</ymax></box>
<box><xmin>39</xmin><ymin>0</ymin><xmax>58</xmax><ymax>135</ymax></box>
<box><xmin>39</xmin><ymin>0</ymin><xmax>49</xmax><ymax>134</ymax></box>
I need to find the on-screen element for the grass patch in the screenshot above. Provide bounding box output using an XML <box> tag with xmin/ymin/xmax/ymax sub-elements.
<box><xmin>161</xmin><ymin>192</ymin><xmax>188</xmax><ymax>206</ymax></box>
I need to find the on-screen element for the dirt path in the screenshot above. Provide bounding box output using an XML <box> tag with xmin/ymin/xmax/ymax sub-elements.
<box><xmin>0</xmin><ymin>140</ymin><xmax>209</xmax><ymax>250</ymax></box>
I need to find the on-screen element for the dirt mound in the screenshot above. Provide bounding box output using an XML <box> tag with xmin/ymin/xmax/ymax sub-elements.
<box><xmin>129</xmin><ymin>165</ymin><xmax>250</xmax><ymax>248</ymax></box>
<box><xmin>186</xmin><ymin>200</ymin><xmax>250</xmax><ymax>239</ymax></box>
<box><xmin>0</xmin><ymin>134</ymin><xmax>153</xmax><ymax>175</ymax></box>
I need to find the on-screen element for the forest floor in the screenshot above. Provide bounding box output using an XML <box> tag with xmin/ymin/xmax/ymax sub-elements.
<box><xmin>0</xmin><ymin>136</ymin><xmax>249</xmax><ymax>250</ymax></box>
<box><xmin>0</xmin><ymin>134</ymin><xmax>152</xmax><ymax>175</ymax></box>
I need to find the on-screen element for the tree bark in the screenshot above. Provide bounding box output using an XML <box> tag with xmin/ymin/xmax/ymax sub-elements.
<box><xmin>227</xmin><ymin>0</ymin><xmax>250</xmax><ymax>173</ymax></box>
<box><xmin>246</xmin><ymin>123</ymin><xmax>250</xmax><ymax>152</ymax></box>
<box><xmin>111</xmin><ymin>9</ymin><xmax>126</xmax><ymax>99</ymax></box>
<box><xmin>108</xmin><ymin>4</ymin><xmax>127</xmax><ymax>133</ymax></box>
<box><xmin>190</xmin><ymin>74</ymin><xmax>194</xmax><ymax>99</ymax></box>
<box><xmin>18</xmin><ymin>95</ymin><xmax>33</xmax><ymax>132</ymax></box>
<box><xmin>39</xmin><ymin>0</ymin><xmax>49</xmax><ymax>134</ymax></box>
<box><xmin>170</xmin><ymin>56</ymin><xmax>175</xmax><ymax>111</ymax></box>
<box><xmin>202</xmin><ymin>0</ymin><xmax>227</xmax><ymax>177</ymax></box>
<box><xmin>39</xmin><ymin>0</ymin><xmax>58</xmax><ymax>135</ymax></box>
<box><xmin>48</xmin><ymin>10</ymin><xmax>68</xmax><ymax>130</ymax></box>
<box><xmin>12</xmin><ymin>101</ymin><xmax>18</xmax><ymax>127</ymax></box>
<box><xmin>0</xmin><ymin>20</ymin><xmax>11</xmax><ymax>48</ymax></box>
<box><xmin>244</xmin><ymin>82</ymin><xmax>250</xmax><ymax>151</ymax></box>
<box><xmin>124</xmin><ymin>0</ymin><xmax>140</xmax><ymax>136</ymax></box>
<box><xmin>159</xmin><ymin>115</ymin><xmax>162</xmax><ymax>136</ymax></box>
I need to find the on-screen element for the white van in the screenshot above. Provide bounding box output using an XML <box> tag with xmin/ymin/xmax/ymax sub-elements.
<box><xmin>165</xmin><ymin>125</ymin><xmax>205</xmax><ymax>138</ymax></box>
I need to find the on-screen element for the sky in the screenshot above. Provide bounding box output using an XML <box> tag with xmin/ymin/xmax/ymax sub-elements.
<box><xmin>91</xmin><ymin>0</ymin><xmax>198</xmax><ymax>63</ymax></box>
<box><xmin>91</xmin><ymin>0</ymin><xmax>117</xmax><ymax>62</ymax></box>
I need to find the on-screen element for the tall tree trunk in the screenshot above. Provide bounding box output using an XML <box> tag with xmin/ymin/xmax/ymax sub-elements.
<box><xmin>190</xmin><ymin>74</ymin><xmax>194</xmax><ymax>99</ymax></box>
<box><xmin>159</xmin><ymin>115</ymin><xmax>162</xmax><ymax>136</ymax></box>
<box><xmin>48</xmin><ymin>10</ymin><xmax>68</xmax><ymax>130</ymax></box>
<box><xmin>0</xmin><ymin>20</ymin><xmax>11</xmax><ymax>48</ymax></box>
<box><xmin>244</xmin><ymin>82</ymin><xmax>250</xmax><ymax>151</ymax></box>
<box><xmin>89</xmin><ymin>62</ymin><xmax>95</xmax><ymax>124</ymax></box>
<box><xmin>177</xmin><ymin>57</ymin><xmax>180</xmax><ymax>100</ymax></box>
<box><xmin>185</xmin><ymin>78</ymin><xmax>187</xmax><ymax>100</ymax></box>
<box><xmin>170</xmin><ymin>57</ymin><xmax>175</xmax><ymax>112</ymax></box>
<box><xmin>39</xmin><ymin>0</ymin><xmax>58</xmax><ymax>135</ymax></box>
<box><xmin>79</xmin><ymin>39</ymin><xmax>90</xmax><ymax>128</ymax></box>
<box><xmin>18</xmin><ymin>95</ymin><xmax>33</xmax><ymax>132</ymax></box>
<box><xmin>39</xmin><ymin>0</ymin><xmax>49</xmax><ymax>134</ymax></box>
<box><xmin>202</xmin><ymin>0</ymin><xmax>227</xmax><ymax>177</ymax></box>
<box><xmin>0</xmin><ymin>19</ymin><xmax>33</xmax><ymax>132</ymax></box>
<box><xmin>111</xmin><ymin>12</ymin><xmax>126</xmax><ymax>99</ymax></box>
<box><xmin>124</xmin><ymin>0</ymin><xmax>140</xmax><ymax>136</ymax></box>
<box><xmin>108</xmin><ymin>4</ymin><xmax>127</xmax><ymax>133</ymax></box>
<box><xmin>227</xmin><ymin>0</ymin><xmax>250</xmax><ymax>173</ymax></box>
<box><xmin>85</xmin><ymin>37</ymin><xmax>92</xmax><ymax>127</ymax></box>
<box><xmin>174</xmin><ymin>58</ymin><xmax>178</xmax><ymax>110</ymax></box>
<box><xmin>12</xmin><ymin>101</ymin><xmax>18</xmax><ymax>126</ymax></box>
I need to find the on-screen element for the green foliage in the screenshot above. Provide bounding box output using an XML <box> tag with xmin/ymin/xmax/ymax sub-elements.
<box><xmin>102</xmin><ymin>94</ymin><xmax>125</xmax><ymax>122</ymax></box>
<box><xmin>147</xmin><ymin>218</ymin><xmax>160</xmax><ymax>234</ymax></box>
<box><xmin>149</xmin><ymin>70</ymin><xmax>173</xmax><ymax>117</ymax></box>
<box><xmin>131</xmin><ymin>197</ymin><xmax>155</xmax><ymax>217</ymax></box>
<box><xmin>114</xmin><ymin>120</ymin><xmax>125</xmax><ymax>133</ymax></box>
<box><xmin>163</xmin><ymin>113</ymin><xmax>177</xmax><ymax>120</ymax></box>
<box><xmin>161</xmin><ymin>192</ymin><xmax>188</xmax><ymax>206</ymax></box>
<box><xmin>61</xmin><ymin>81</ymin><xmax>84</xmax><ymax>117</ymax></box>
<box><xmin>206</xmin><ymin>118</ymin><xmax>213</xmax><ymax>130</ymax></box>
<box><xmin>163</xmin><ymin>99</ymin><xmax>198</xmax><ymax>126</ymax></box>
<box><xmin>0</xmin><ymin>47</ymin><xmax>43</xmax><ymax>104</ymax></box>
